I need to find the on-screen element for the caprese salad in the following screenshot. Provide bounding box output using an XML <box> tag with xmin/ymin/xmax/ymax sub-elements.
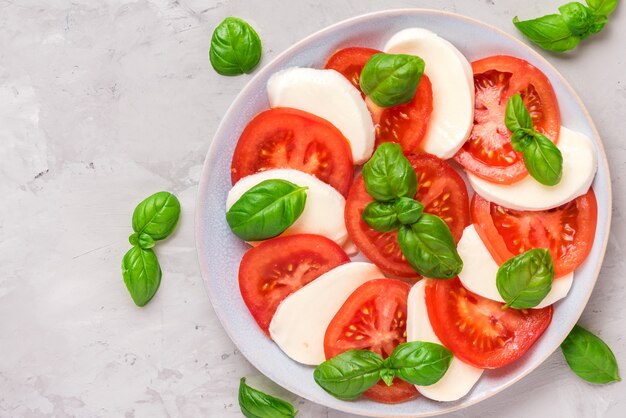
<box><xmin>222</xmin><ymin>27</ymin><xmax>598</xmax><ymax>405</ymax></box>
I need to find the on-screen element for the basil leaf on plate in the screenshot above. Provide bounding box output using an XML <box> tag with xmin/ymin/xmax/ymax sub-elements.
<box><xmin>513</xmin><ymin>14</ymin><xmax>581</xmax><ymax>52</ymax></box>
<box><xmin>238</xmin><ymin>377</ymin><xmax>298</xmax><ymax>418</ymax></box>
<box><xmin>129</xmin><ymin>232</ymin><xmax>155</xmax><ymax>249</ymax></box>
<box><xmin>561</xmin><ymin>325</ymin><xmax>620</xmax><ymax>384</ymax></box>
<box><xmin>360</xmin><ymin>53</ymin><xmax>425</xmax><ymax>108</ymax></box>
<box><xmin>510</xmin><ymin>129</ymin><xmax>534</xmax><ymax>152</ymax></box>
<box><xmin>226</xmin><ymin>179</ymin><xmax>307</xmax><ymax>241</ymax></box>
<box><xmin>496</xmin><ymin>248</ymin><xmax>554</xmax><ymax>309</ymax></box>
<box><xmin>314</xmin><ymin>350</ymin><xmax>383</xmax><ymax>400</ymax></box>
<box><xmin>132</xmin><ymin>191</ymin><xmax>181</xmax><ymax>241</ymax></box>
<box><xmin>505</xmin><ymin>93</ymin><xmax>533</xmax><ymax>133</ymax></box>
<box><xmin>397</xmin><ymin>214</ymin><xmax>462</xmax><ymax>279</ymax></box>
<box><xmin>559</xmin><ymin>2</ymin><xmax>595</xmax><ymax>36</ymax></box>
<box><xmin>385</xmin><ymin>341</ymin><xmax>453</xmax><ymax>386</ymax></box>
<box><xmin>586</xmin><ymin>0</ymin><xmax>618</xmax><ymax>17</ymax></box>
<box><xmin>395</xmin><ymin>197</ymin><xmax>424</xmax><ymax>225</ymax></box>
<box><xmin>362</xmin><ymin>143</ymin><xmax>417</xmax><ymax>202</ymax></box>
<box><xmin>379</xmin><ymin>368</ymin><xmax>396</xmax><ymax>387</ymax></box>
<box><xmin>122</xmin><ymin>246</ymin><xmax>162</xmax><ymax>307</ymax></box>
<box><xmin>523</xmin><ymin>132</ymin><xmax>563</xmax><ymax>186</ymax></box>
<box><xmin>210</xmin><ymin>17</ymin><xmax>262</xmax><ymax>76</ymax></box>
<box><xmin>362</xmin><ymin>201</ymin><xmax>400</xmax><ymax>232</ymax></box>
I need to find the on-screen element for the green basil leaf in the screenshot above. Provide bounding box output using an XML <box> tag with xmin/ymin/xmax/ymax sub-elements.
<box><xmin>362</xmin><ymin>201</ymin><xmax>399</xmax><ymax>232</ymax></box>
<box><xmin>510</xmin><ymin>129</ymin><xmax>534</xmax><ymax>152</ymax></box>
<box><xmin>586</xmin><ymin>0</ymin><xmax>618</xmax><ymax>17</ymax></box>
<box><xmin>589</xmin><ymin>14</ymin><xmax>608</xmax><ymax>33</ymax></box>
<box><xmin>132</xmin><ymin>191</ymin><xmax>181</xmax><ymax>241</ymax></box>
<box><xmin>397</xmin><ymin>214</ymin><xmax>463</xmax><ymax>279</ymax></box>
<box><xmin>385</xmin><ymin>341</ymin><xmax>453</xmax><ymax>386</ymax></box>
<box><xmin>561</xmin><ymin>325</ymin><xmax>621</xmax><ymax>384</ymax></box>
<box><xmin>395</xmin><ymin>197</ymin><xmax>424</xmax><ymax>225</ymax></box>
<box><xmin>505</xmin><ymin>93</ymin><xmax>533</xmax><ymax>132</ymax></box>
<box><xmin>559</xmin><ymin>2</ymin><xmax>595</xmax><ymax>36</ymax></box>
<box><xmin>360</xmin><ymin>53</ymin><xmax>425</xmax><ymax>108</ymax></box>
<box><xmin>362</xmin><ymin>143</ymin><xmax>417</xmax><ymax>202</ymax></box>
<box><xmin>513</xmin><ymin>14</ymin><xmax>581</xmax><ymax>52</ymax></box>
<box><xmin>129</xmin><ymin>232</ymin><xmax>155</xmax><ymax>249</ymax></box>
<box><xmin>226</xmin><ymin>179</ymin><xmax>307</xmax><ymax>241</ymax></box>
<box><xmin>314</xmin><ymin>350</ymin><xmax>383</xmax><ymax>400</ymax></box>
<box><xmin>523</xmin><ymin>133</ymin><xmax>563</xmax><ymax>186</ymax></box>
<box><xmin>238</xmin><ymin>377</ymin><xmax>298</xmax><ymax>418</ymax></box>
<box><xmin>379</xmin><ymin>368</ymin><xmax>395</xmax><ymax>387</ymax></box>
<box><xmin>121</xmin><ymin>246</ymin><xmax>161</xmax><ymax>307</ymax></box>
<box><xmin>209</xmin><ymin>17</ymin><xmax>262</xmax><ymax>76</ymax></box>
<box><xmin>496</xmin><ymin>248</ymin><xmax>554</xmax><ymax>309</ymax></box>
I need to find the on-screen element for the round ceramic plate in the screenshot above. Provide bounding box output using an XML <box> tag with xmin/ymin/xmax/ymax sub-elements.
<box><xmin>196</xmin><ymin>9</ymin><xmax>612</xmax><ymax>417</ymax></box>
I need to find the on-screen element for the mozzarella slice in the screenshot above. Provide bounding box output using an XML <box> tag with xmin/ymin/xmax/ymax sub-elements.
<box><xmin>226</xmin><ymin>169</ymin><xmax>347</xmax><ymax>246</ymax></box>
<box><xmin>457</xmin><ymin>225</ymin><xmax>574</xmax><ymax>308</ymax></box>
<box><xmin>384</xmin><ymin>28</ymin><xmax>474</xmax><ymax>159</ymax></box>
<box><xmin>267</xmin><ymin>67</ymin><xmax>375</xmax><ymax>164</ymax></box>
<box><xmin>407</xmin><ymin>280</ymin><xmax>483</xmax><ymax>401</ymax></box>
<box><xmin>468</xmin><ymin>127</ymin><xmax>597</xmax><ymax>211</ymax></box>
<box><xmin>269</xmin><ymin>262</ymin><xmax>384</xmax><ymax>365</ymax></box>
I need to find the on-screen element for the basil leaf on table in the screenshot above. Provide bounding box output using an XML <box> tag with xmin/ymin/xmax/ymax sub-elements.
<box><xmin>586</xmin><ymin>0</ymin><xmax>618</xmax><ymax>17</ymax></box>
<box><xmin>128</xmin><ymin>232</ymin><xmax>155</xmax><ymax>249</ymax></box>
<box><xmin>210</xmin><ymin>17</ymin><xmax>262</xmax><ymax>76</ymax></box>
<box><xmin>385</xmin><ymin>341</ymin><xmax>453</xmax><ymax>386</ymax></box>
<box><xmin>513</xmin><ymin>14</ymin><xmax>581</xmax><ymax>52</ymax></box>
<box><xmin>523</xmin><ymin>132</ymin><xmax>563</xmax><ymax>186</ymax></box>
<box><xmin>561</xmin><ymin>325</ymin><xmax>620</xmax><ymax>384</ymax></box>
<box><xmin>314</xmin><ymin>350</ymin><xmax>384</xmax><ymax>400</ymax></box>
<box><xmin>397</xmin><ymin>214</ymin><xmax>462</xmax><ymax>279</ymax></box>
<box><xmin>496</xmin><ymin>248</ymin><xmax>554</xmax><ymax>309</ymax></box>
<box><xmin>395</xmin><ymin>197</ymin><xmax>424</xmax><ymax>225</ymax></box>
<box><xmin>238</xmin><ymin>377</ymin><xmax>298</xmax><ymax>418</ymax></box>
<box><xmin>132</xmin><ymin>191</ymin><xmax>181</xmax><ymax>241</ymax></box>
<box><xmin>122</xmin><ymin>246</ymin><xmax>162</xmax><ymax>307</ymax></box>
<box><xmin>226</xmin><ymin>179</ymin><xmax>307</xmax><ymax>241</ymax></box>
<box><xmin>505</xmin><ymin>93</ymin><xmax>533</xmax><ymax>133</ymax></box>
<box><xmin>559</xmin><ymin>2</ymin><xmax>595</xmax><ymax>36</ymax></box>
<box><xmin>360</xmin><ymin>53</ymin><xmax>425</xmax><ymax>108</ymax></box>
<box><xmin>362</xmin><ymin>143</ymin><xmax>417</xmax><ymax>202</ymax></box>
<box><xmin>362</xmin><ymin>201</ymin><xmax>400</xmax><ymax>232</ymax></box>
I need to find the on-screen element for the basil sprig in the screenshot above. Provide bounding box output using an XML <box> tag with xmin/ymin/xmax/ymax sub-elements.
<box><xmin>360</xmin><ymin>53</ymin><xmax>425</xmax><ymax>108</ymax></box>
<box><xmin>314</xmin><ymin>342</ymin><xmax>452</xmax><ymax>400</ymax></box>
<box><xmin>496</xmin><ymin>248</ymin><xmax>554</xmax><ymax>309</ymax></box>
<box><xmin>210</xmin><ymin>17</ymin><xmax>262</xmax><ymax>76</ymax></box>
<box><xmin>226</xmin><ymin>179</ymin><xmax>307</xmax><ymax>241</ymax></box>
<box><xmin>561</xmin><ymin>325</ymin><xmax>620</xmax><ymax>384</ymax></box>
<box><xmin>513</xmin><ymin>0</ymin><xmax>617</xmax><ymax>52</ymax></box>
<box><xmin>362</xmin><ymin>197</ymin><xmax>424</xmax><ymax>232</ymax></box>
<box><xmin>238</xmin><ymin>377</ymin><xmax>298</xmax><ymax>418</ymax></box>
<box><xmin>505</xmin><ymin>94</ymin><xmax>563</xmax><ymax>186</ymax></box>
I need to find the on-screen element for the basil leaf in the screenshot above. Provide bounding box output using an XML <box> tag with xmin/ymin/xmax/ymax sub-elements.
<box><xmin>510</xmin><ymin>129</ymin><xmax>534</xmax><ymax>152</ymax></box>
<box><xmin>209</xmin><ymin>17</ymin><xmax>262</xmax><ymax>76</ymax></box>
<box><xmin>586</xmin><ymin>0</ymin><xmax>618</xmax><ymax>17</ymax></box>
<box><xmin>238</xmin><ymin>377</ymin><xmax>297</xmax><ymax>418</ymax></box>
<box><xmin>397</xmin><ymin>214</ymin><xmax>463</xmax><ymax>279</ymax></box>
<box><xmin>360</xmin><ymin>53</ymin><xmax>425</xmax><ymax>108</ymax></box>
<box><xmin>362</xmin><ymin>201</ymin><xmax>399</xmax><ymax>232</ymax></box>
<box><xmin>132</xmin><ymin>191</ymin><xmax>181</xmax><ymax>241</ymax></box>
<box><xmin>513</xmin><ymin>14</ymin><xmax>581</xmax><ymax>52</ymax></box>
<box><xmin>226</xmin><ymin>179</ymin><xmax>307</xmax><ymax>241</ymax></box>
<box><xmin>122</xmin><ymin>246</ymin><xmax>162</xmax><ymax>307</ymax></box>
<box><xmin>395</xmin><ymin>197</ymin><xmax>424</xmax><ymax>225</ymax></box>
<box><xmin>362</xmin><ymin>143</ymin><xmax>417</xmax><ymax>202</ymax></box>
<box><xmin>505</xmin><ymin>93</ymin><xmax>533</xmax><ymax>133</ymax></box>
<box><xmin>379</xmin><ymin>368</ymin><xmax>395</xmax><ymax>386</ymax></box>
<box><xmin>523</xmin><ymin>132</ymin><xmax>563</xmax><ymax>186</ymax></box>
<box><xmin>129</xmin><ymin>232</ymin><xmax>155</xmax><ymax>249</ymax></box>
<box><xmin>314</xmin><ymin>350</ymin><xmax>383</xmax><ymax>400</ymax></box>
<box><xmin>559</xmin><ymin>2</ymin><xmax>595</xmax><ymax>36</ymax></box>
<box><xmin>590</xmin><ymin>14</ymin><xmax>608</xmax><ymax>33</ymax></box>
<box><xmin>385</xmin><ymin>341</ymin><xmax>453</xmax><ymax>386</ymax></box>
<box><xmin>496</xmin><ymin>248</ymin><xmax>554</xmax><ymax>309</ymax></box>
<box><xmin>561</xmin><ymin>325</ymin><xmax>620</xmax><ymax>384</ymax></box>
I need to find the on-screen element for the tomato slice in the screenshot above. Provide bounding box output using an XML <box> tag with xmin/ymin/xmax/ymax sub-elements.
<box><xmin>471</xmin><ymin>190</ymin><xmax>598</xmax><ymax>277</ymax></box>
<box><xmin>239</xmin><ymin>234</ymin><xmax>349</xmax><ymax>334</ymax></box>
<box><xmin>454</xmin><ymin>56</ymin><xmax>561</xmax><ymax>184</ymax></box>
<box><xmin>325</xmin><ymin>47</ymin><xmax>433</xmax><ymax>154</ymax></box>
<box><xmin>345</xmin><ymin>154</ymin><xmax>470</xmax><ymax>277</ymax></box>
<box><xmin>425</xmin><ymin>278</ymin><xmax>553</xmax><ymax>369</ymax></box>
<box><xmin>324</xmin><ymin>279</ymin><xmax>417</xmax><ymax>404</ymax></box>
<box><xmin>231</xmin><ymin>107</ymin><xmax>354</xmax><ymax>197</ymax></box>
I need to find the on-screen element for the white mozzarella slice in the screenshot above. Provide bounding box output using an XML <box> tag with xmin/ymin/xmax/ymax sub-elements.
<box><xmin>407</xmin><ymin>280</ymin><xmax>483</xmax><ymax>401</ymax></box>
<box><xmin>267</xmin><ymin>67</ymin><xmax>375</xmax><ymax>164</ymax></box>
<box><xmin>384</xmin><ymin>28</ymin><xmax>474</xmax><ymax>159</ymax></box>
<box><xmin>468</xmin><ymin>126</ymin><xmax>597</xmax><ymax>211</ymax></box>
<box><xmin>457</xmin><ymin>225</ymin><xmax>574</xmax><ymax>308</ymax></box>
<box><xmin>226</xmin><ymin>169</ymin><xmax>347</xmax><ymax>246</ymax></box>
<box><xmin>269</xmin><ymin>262</ymin><xmax>384</xmax><ymax>365</ymax></box>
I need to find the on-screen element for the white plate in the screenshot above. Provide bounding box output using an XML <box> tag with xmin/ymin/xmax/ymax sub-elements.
<box><xmin>196</xmin><ymin>9</ymin><xmax>612</xmax><ymax>417</ymax></box>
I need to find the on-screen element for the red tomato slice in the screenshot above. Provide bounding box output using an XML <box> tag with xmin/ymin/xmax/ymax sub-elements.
<box><xmin>239</xmin><ymin>234</ymin><xmax>349</xmax><ymax>334</ymax></box>
<box><xmin>425</xmin><ymin>278</ymin><xmax>553</xmax><ymax>369</ymax></box>
<box><xmin>325</xmin><ymin>47</ymin><xmax>433</xmax><ymax>154</ymax></box>
<box><xmin>231</xmin><ymin>107</ymin><xmax>354</xmax><ymax>197</ymax></box>
<box><xmin>471</xmin><ymin>190</ymin><xmax>598</xmax><ymax>278</ymax></box>
<box><xmin>454</xmin><ymin>56</ymin><xmax>561</xmax><ymax>184</ymax></box>
<box><xmin>324</xmin><ymin>278</ymin><xmax>417</xmax><ymax>404</ymax></box>
<box><xmin>345</xmin><ymin>154</ymin><xmax>470</xmax><ymax>277</ymax></box>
